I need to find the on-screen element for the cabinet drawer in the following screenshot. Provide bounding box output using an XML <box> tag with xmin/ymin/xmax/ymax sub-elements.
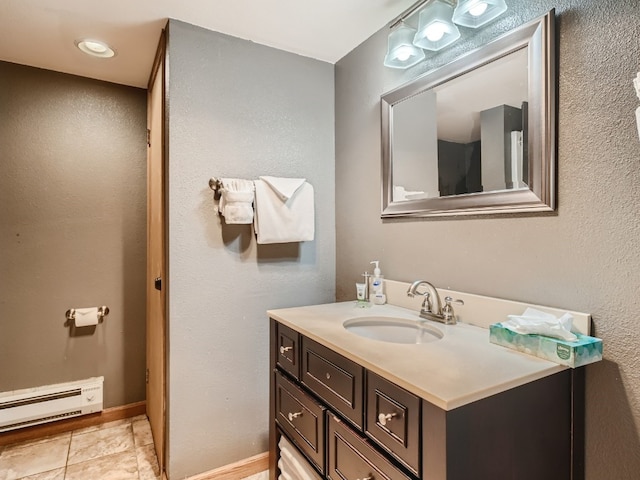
<box><xmin>301</xmin><ymin>337</ymin><xmax>364</xmax><ymax>430</ymax></box>
<box><xmin>276</xmin><ymin>322</ymin><xmax>300</xmax><ymax>380</ymax></box>
<box><xmin>327</xmin><ymin>413</ymin><xmax>413</xmax><ymax>480</ymax></box>
<box><xmin>275</xmin><ymin>371</ymin><xmax>325</xmax><ymax>473</ymax></box>
<box><xmin>366</xmin><ymin>371</ymin><xmax>421</xmax><ymax>476</ymax></box>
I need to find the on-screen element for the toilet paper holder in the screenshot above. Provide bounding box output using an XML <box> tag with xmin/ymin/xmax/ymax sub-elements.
<box><xmin>66</xmin><ymin>306</ymin><xmax>109</xmax><ymax>322</ymax></box>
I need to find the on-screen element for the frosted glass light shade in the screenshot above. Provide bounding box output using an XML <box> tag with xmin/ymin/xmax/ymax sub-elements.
<box><xmin>453</xmin><ymin>0</ymin><xmax>508</xmax><ymax>28</ymax></box>
<box><xmin>413</xmin><ymin>0</ymin><xmax>461</xmax><ymax>51</ymax></box>
<box><xmin>384</xmin><ymin>24</ymin><xmax>426</xmax><ymax>69</ymax></box>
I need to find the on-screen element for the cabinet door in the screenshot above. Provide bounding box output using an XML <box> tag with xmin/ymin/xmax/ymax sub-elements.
<box><xmin>276</xmin><ymin>322</ymin><xmax>300</xmax><ymax>380</ymax></box>
<box><xmin>328</xmin><ymin>413</ymin><xmax>413</xmax><ymax>480</ymax></box>
<box><xmin>366</xmin><ymin>371</ymin><xmax>421</xmax><ymax>476</ymax></box>
<box><xmin>275</xmin><ymin>371</ymin><xmax>326</xmax><ymax>473</ymax></box>
<box><xmin>301</xmin><ymin>337</ymin><xmax>364</xmax><ymax>429</ymax></box>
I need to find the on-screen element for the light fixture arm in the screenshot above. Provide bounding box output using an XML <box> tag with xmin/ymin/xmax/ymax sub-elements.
<box><xmin>389</xmin><ymin>0</ymin><xmax>457</xmax><ymax>29</ymax></box>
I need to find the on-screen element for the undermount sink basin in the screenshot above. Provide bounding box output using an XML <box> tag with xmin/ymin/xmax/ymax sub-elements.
<box><xmin>343</xmin><ymin>316</ymin><xmax>444</xmax><ymax>344</ymax></box>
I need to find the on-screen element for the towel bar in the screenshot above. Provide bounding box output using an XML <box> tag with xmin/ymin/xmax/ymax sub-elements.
<box><xmin>209</xmin><ymin>177</ymin><xmax>222</xmax><ymax>192</ymax></box>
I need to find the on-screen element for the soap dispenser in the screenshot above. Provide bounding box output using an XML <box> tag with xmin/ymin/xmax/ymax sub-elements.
<box><xmin>370</xmin><ymin>261</ymin><xmax>386</xmax><ymax>305</ymax></box>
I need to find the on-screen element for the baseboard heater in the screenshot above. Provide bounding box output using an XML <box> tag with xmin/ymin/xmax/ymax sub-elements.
<box><xmin>0</xmin><ymin>376</ymin><xmax>104</xmax><ymax>432</ymax></box>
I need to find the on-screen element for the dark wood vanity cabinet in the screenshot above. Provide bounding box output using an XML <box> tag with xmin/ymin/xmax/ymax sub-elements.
<box><xmin>269</xmin><ymin>318</ymin><xmax>581</xmax><ymax>480</ymax></box>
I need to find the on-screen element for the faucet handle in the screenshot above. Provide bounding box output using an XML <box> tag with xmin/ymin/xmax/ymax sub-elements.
<box><xmin>442</xmin><ymin>296</ymin><xmax>464</xmax><ymax>324</ymax></box>
<box><xmin>420</xmin><ymin>292</ymin><xmax>432</xmax><ymax>314</ymax></box>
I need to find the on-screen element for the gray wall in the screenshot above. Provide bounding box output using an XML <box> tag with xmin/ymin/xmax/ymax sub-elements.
<box><xmin>0</xmin><ymin>61</ymin><xmax>147</xmax><ymax>407</ymax></box>
<box><xmin>335</xmin><ymin>1</ymin><xmax>640</xmax><ymax>479</ymax></box>
<box><xmin>166</xmin><ymin>20</ymin><xmax>335</xmax><ymax>479</ymax></box>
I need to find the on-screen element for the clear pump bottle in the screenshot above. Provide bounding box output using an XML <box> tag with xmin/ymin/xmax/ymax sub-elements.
<box><xmin>370</xmin><ymin>261</ymin><xmax>386</xmax><ymax>305</ymax></box>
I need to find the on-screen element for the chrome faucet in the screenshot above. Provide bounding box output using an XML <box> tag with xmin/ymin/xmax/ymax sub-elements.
<box><xmin>406</xmin><ymin>280</ymin><xmax>463</xmax><ymax>325</ymax></box>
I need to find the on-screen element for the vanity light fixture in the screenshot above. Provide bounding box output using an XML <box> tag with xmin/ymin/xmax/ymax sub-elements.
<box><xmin>413</xmin><ymin>0</ymin><xmax>461</xmax><ymax>51</ymax></box>
<box><xmin>383</xmin><ymin>0</ymin><xmax>509</xmax><ymax>68</ymax></box>
<box><xmin>383</xmin><ymin>22</ymin><xmax>426</xmax><ymax>69</ymax></box>
<box><xmin>452</xmin><ymin>0</ymin><xmax>508</xmax><ymax>28</ymax></box>
<box><xmin>76</xmin><ymin>39</ymin><xmax>115</xmax><ymax>58</ymax></box>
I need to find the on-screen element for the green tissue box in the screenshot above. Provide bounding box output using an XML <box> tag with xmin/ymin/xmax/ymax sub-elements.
<box><xmin>489</xmin><ymin>323</ymin><xmax>603</xmax><ymax>368</ymax></box>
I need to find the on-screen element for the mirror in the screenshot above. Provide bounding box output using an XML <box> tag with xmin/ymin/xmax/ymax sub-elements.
<box><xmin>381</xmin><ymin>10</ymin><xmax>556</xmax><ymax>218</ymax></box>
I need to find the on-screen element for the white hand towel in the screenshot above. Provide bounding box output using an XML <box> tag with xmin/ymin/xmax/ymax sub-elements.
<box><xmin>253</xmin><ymin>176</ymin><xmax>314</xmax><ymax>244</ymax></box>
<box><xmin>260</xmin><ymin>176</ymin><xmax>306</xmax><ymax>201</ymax></box>
<box><xmin>218</xmin><ymin>178</ymin><xmax>255</xmax><ymax>224</ymax></box>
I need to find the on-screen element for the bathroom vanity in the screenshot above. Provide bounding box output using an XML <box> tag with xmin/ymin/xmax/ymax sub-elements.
<box><xmin>268</xmin><ymin>300</ymin><xmax>584</xmax><ymax>480</ymax></box>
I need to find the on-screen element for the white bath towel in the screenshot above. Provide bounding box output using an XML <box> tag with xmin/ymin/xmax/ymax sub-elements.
<box><xmin>278</xmin><ymin>436</ymin><xmax>322</xmax><ymax>480</ymax></box>
<box><xmin>218</xmin><ymin>178</ymin><xmax>255</xmax><ymax>224</ymax></box>
<box><xmin>253</xmin><ymin>176</ymin><xmax>314</xmax><ymax>244</ymax></box>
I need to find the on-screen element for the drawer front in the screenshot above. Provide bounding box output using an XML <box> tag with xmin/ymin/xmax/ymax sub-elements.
<box><xmin>275</xmin><ymin>371</ymin><xmax>326</xmax><ymax>473</ymax></box>
<box><xmin>301</xmin><ymin>337</ymin><xmax>364</xmax><ymax>429</ymax></box>
<box><xmin>327</xmin><ymin>413</ymin><xmax>413</xmax><ymax>480</ymax></box>
<box><xmin>366</xmin><ymin>371</ymin><xmax>421</xmax><ymax>476</ymax></box>
<box><xmin>276</xmin><ymin>322</ymin><xmax>300</xmax><ymax>380</ymax></box>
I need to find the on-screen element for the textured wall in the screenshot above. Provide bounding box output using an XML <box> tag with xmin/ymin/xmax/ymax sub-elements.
<box><xmin>166</xmin><ymin>20</ymin><xmax>335</xmax><ymax>479</ymax></box>
<box><xmin>335</xmin><ymin>1</ymin><xmax>640</xmax><ymax>478</ymax></box>
<box><xmin>0</xmin><ymin>62</ymin><xmax>147</xmax><ymax>407</ymax></box>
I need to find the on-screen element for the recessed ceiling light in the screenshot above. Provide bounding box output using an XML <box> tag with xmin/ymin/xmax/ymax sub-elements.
<box><xmin>76</xmin><ymin>39</ymin><xmax>115</xmax><ymax>58</ymax></box>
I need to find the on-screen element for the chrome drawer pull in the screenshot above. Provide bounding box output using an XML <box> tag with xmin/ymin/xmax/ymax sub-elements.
<box><xmin>280</xmin><ymin>346</ymin><xmax>293</xmax><ymax>354</ymax></box>
<box><xmin>326</xmin><ymin>372</ymin><xmax>331</xmax><ymax>380</ymax></box>
<box><xmin>288</xmin><ymin>411</ymin><xmax>303</xmax><ymax>422</ymax></box>
<box><xmin>357</xmin><ymin>476</ymin><xmax>373</xmax><ymax>480</ymax></box>
<box><xmin>378</xmin><ymin>412</ymin><xmax>396</xmax><ymax>426</ymax></box>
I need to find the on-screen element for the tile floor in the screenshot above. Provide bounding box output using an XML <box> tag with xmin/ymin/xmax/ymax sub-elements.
<box><xmin>0</xmin><ymin>416</ymin><xmax>269</xmax><ymax>480</ymax></box>
<box><xmin>0</xmin><ymin>415</ymin><xmax>160</xmax><ymax>480</ymax></box>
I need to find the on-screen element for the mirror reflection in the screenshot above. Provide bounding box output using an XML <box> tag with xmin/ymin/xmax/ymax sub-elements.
<box><xmin>392</xmin><ymin>47</ymin><xmax>529</xmax><ymax>202</ymax></box>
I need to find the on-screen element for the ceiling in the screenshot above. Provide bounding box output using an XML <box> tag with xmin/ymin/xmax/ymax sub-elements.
<box><xmin>0</xmin><ymin>0</ymin><xmax>417</xmax><ymax>89</ymax></box>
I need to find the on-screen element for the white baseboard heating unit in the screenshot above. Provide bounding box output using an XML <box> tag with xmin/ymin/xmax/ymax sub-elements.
<box><xmin>0</xmin><ymin>376</ymin><xmax>104</xmax><ymax>432</ymax></box>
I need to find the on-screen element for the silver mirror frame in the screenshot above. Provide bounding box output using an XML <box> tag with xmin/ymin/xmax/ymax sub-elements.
<box><xmin>381</xmin><ymin>10</ymin><xmax>556</xmax><ymax>218</ymax></box>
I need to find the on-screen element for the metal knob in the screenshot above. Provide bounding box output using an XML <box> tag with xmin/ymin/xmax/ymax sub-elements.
<box><xmin>442</xmin><ymin>296</ymin><xmax>464</xmax><ymax>324</ymax></box>
<box><xmin>287</xmin><ymin>411</ymin><xmax>302</xmax><ymax>422</ymax></box>
<box><xmin>279</xmin><ymin>346</ymin><xmax>292</xmax><ymax>354</ymax></box>
<box><xmin>356</xmin><ymin>476</ymin><xmax>373</xmax><ymax>480</ymax></box>
<box><xmin>378</xmin><ymin>412</ymin><xmax>396</xmax><ymax>426</ymax></box>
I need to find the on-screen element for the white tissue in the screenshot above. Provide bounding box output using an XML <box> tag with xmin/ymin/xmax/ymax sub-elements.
<box><xmin>74</xmin><ymin>307</ymin><xmax>100</xmax><ymax>327</ymax></box>
<box><xmin>502</xmin><ymin>307</ymin><xmax>577</xmax><ymax>342</ymax></box>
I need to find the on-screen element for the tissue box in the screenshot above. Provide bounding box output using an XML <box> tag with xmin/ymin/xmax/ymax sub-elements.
<box><xmin>489</xmin><ymin>323</ymin><xmax>603</xmax><ymax>368</ymax></box>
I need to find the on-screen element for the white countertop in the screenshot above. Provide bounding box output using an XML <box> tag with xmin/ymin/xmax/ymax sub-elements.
<box><xmin>268</xmin><ymin>301</ymin><xmax>568</xmax><ymax>411</ymax></box>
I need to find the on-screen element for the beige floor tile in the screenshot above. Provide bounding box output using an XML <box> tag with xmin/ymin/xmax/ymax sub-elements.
<box><xmin>136</xmin><ymin>444</ymin><xmax>160</xmax><ymax>480</ymax></box>
<box><xmin>20</xmin><ymin>467</ymin><xmax>66</xmax><ymax>479</ymax></box>
<box><xmin>0</xmin><ymin>435</ymin><xmax>70</xmax><ymax>480</ymax></box>
<box><xmin>132</xmin><ymin>420</ymin><xmax>153</xmax><ymax>447</ymax></box>
<box><xmin>67</xmin><ymin>423</ymin><xmax>134</xmax><ymax>466</ymax></box>
<box><xmin>1</xmin><ymin>433</ymin><xmax>70</xmax><ymax>452</ymax></box>
<box><xmin>129</xmin><ymin>415</ymin><xmax>147</xmax><ymax>423</ymax></box>
<box><xmin>64</xmin><ymin>450</ymin><xmax>138</xmax><ymax>480</ymax></box>
<box><xmin>71</xmin><ymin>418</ymin><xmax>131</xmax><ymax>436</ymax></box>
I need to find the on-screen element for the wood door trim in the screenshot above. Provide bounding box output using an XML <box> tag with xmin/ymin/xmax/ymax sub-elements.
<box><xmin>146</xmin><ymin>25</ymin><xmax>167</xmax><ymax>474</ymax></box>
